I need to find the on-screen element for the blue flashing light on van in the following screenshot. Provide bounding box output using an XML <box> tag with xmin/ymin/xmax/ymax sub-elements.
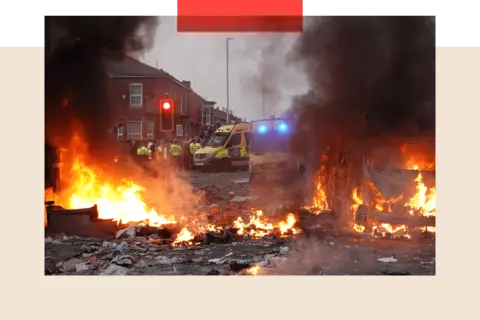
<box><xmin>258</xmin><ymin>125</ymin><xmax>268</xmax><ymax>133</ymax></box>
<box><xmin>278</xmin><ymin>122</ymin><xmax>288</xmax><ymax>133</ymax></box>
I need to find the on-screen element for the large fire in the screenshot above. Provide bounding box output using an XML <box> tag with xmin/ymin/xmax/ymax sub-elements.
<box><xmin>306</xmin><ymin>145</ymin><xmax>435</xmax><ymax>238</ymax></box>
<box><xmin>350</xmin><ymin>168</ymin><xmax>436</xmax><ymax>237</ymax></box>
<box><xmin>50</xmin><ymin>135</ymin><xmax>301</xmax><ymax>245</ymax></box>
<box><xmin>59</xmin><ymin>157</ymin><xmax>177</xmax><ymax>227</ymax></box>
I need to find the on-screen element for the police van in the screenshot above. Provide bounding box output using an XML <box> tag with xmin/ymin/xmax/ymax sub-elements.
<box><xmin>249</xmin><ymin>118</ymin><xmax>304</xmax><ymax>184</ymax></box>
<box><xmin>193</xmin><ymin>123</ymin><xmax>252</xmax><ymax>170</ymax></box>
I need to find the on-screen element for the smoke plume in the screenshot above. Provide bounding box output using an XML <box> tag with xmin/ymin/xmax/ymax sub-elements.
<box><xmin>45</xmin><ymin>16</ymin><xmax>159</xmax><ymax>159</ymax></box>
<box><xmin>289</xmin><ymin>16</ymin><xmax>435</xmax><ymax>196</ymax></box>
<box><xmin>240</xmin><ymin>34</ymin><xmax>306</xmax><ymax>119</ymax></box>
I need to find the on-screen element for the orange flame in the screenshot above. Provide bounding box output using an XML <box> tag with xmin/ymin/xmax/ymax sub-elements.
<box><xmin>234</xmin><ymin>210</ymin><xmax>300</xmax><ymax>238</ymax></box>
<box><xmin>173</xmin><ymin>227</ymin><xmax>196</xmax><ymax>246</ymax></box>
<box><xmin>312</xmin><ymin>166</ymin><xmax>329</xmax><ymax>211</ymax></box>
<box><xmin>56</xmin><ymin>134</ymin><xmax>177</xmax><ymax>227</ymax></box>
<box><xmin>407</xmin><ymin>171</ymin><xmax>436</xmax><ymax>217</ymax></box>
<box><xmin>246</xmin><ymin>265</ymin><xmax>261</xmax><ymax>275</ymax></box>
<box><xmin>62</xmin><ymin>158</ymin><xmax>176</xmax><ymax>227</ymax></box>
<box><xmin>350</xmin><ymin>164</ymin><xmax>435</xmax><ymax>237</ymax></box>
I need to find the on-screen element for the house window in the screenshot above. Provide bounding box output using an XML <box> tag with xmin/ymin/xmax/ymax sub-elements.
<box><xmin>180</xmin><ymin>94</ymin><xmax>188</xmax><ymax>114</ymax></box>
<box><xmin>205</xmin><ymin>114</ymin><xmax>211</xmax><ymax>125</ymax></box>
<box><xmin>127</xmin><ymin>121</ymin><xmax>142</xmax><ymax>141</ymax></box>
<box><xmin>117</xmin><ymin>124</ymin><xmax>124</xmax><ymax>141</ymax></box>
<box><xmin>129</xmin><ymin>83</ymin><xmax>143</xmax><ymax>107</ymax></box>
<box><xmin>176</xmin><ymin>124</ymin><xmax>183</xmax><ymax>137</ymax></box>
<box><xmin>146</xmin><ymin>121</ymin><xmax>154</xmax><ymax>140</ymax></box>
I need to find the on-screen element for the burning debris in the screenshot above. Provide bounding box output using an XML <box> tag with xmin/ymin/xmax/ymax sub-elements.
<box><xmin>45</xmin><ymin>136</ymin><xmax>302</xmax><ymax>246</ymax></box>
<box><xmin>288</xmin><ymin>16</ymin><xmax>435</xmax><ymax>238</ymax></box>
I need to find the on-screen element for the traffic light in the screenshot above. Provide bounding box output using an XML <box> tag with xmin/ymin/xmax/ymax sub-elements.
<box><xmin>160</xmin><ymin>98</ymin><xmax>174</xmax><ymax>131</ymax></box>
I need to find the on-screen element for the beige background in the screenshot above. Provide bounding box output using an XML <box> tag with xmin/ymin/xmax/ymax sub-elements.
<box><xmin>0</xmin><ymin>47</ymin><xmax>477</xmax><ymax>318</ymax></box>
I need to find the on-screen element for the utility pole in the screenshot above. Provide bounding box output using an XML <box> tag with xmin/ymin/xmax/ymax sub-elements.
<box><xmin>226</xmin><ymin>37</ymin><xmax>233</xmax><ymax>124</ymax></box>
<box><xmin>262</xmin><ymin>91</ymin><xmax>265</xmax><ymax>118</ymax></box>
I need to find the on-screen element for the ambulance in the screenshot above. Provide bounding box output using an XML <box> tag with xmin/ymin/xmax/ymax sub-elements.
<box><xmin>193</xmin><ymin>123</ymin><xmax>252</xmax><ymax>170</ymax></box>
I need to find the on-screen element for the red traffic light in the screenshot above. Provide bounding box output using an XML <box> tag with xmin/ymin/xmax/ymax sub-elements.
<box><xmin>162</xmin><ymin>101</ymin><xmax>171</xmax><ymax>110</ymax></box>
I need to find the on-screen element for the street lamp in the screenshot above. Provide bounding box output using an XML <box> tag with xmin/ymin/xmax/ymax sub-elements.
<box><xmin>226</xmin><ymin>37</ymin><xmax>233</xmax><ymax>124</ymax></box>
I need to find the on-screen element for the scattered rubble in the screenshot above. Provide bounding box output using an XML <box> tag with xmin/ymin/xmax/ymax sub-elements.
<box><xmin>45</xmin><ymin>172</ymin><xmax>435</xmax><ymax>276</ymax></box>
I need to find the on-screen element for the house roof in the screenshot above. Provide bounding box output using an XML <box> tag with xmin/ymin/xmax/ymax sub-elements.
<box><xmin>103</xmin><ymin>54</ymin><xmax>210</xmax><ymax>104</ymax></box>
<box><xmin>104</xmin><ymin>54</ymin><xmax>167</xmax><ymax>77</ymax></box>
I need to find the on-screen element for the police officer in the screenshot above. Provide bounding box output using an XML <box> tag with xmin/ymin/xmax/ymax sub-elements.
<box><xmin>189</xmin><ymin>136</ymin><xmax>202</xmax><ymax>169</ymax></box>
<box><xmin>169</xmin><ymin>139</ymin><xmax>182</xmax><ymax>168</ymax></box>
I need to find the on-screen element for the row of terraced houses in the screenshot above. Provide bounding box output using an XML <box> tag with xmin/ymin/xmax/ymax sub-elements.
<box><xmin>45</xmin><ymin>17</ymin><xmax>245</xmax><ymax>142</ymax></box>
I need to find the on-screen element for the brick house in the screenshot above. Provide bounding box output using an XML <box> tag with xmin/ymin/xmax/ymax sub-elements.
<box><xmin>213</xmin><ymin>107</ymin><xmax>243</xmax><ymax>126</ymax></box>
<box><xmin>104</xmin><ymin>54</ymin><xmax>211</xmax><ymax>142</ymax></box>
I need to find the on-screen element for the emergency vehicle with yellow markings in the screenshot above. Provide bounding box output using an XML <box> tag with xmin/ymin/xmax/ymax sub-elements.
<box><xmin>193</xmin><ymin>123</ymin><xmax>251</xmax><ymax>170</ymax></box>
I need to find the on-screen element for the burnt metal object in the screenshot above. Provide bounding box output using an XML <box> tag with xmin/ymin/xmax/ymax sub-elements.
<box><xmin>382</xmin><ymin>267</ymin><xmax>411</xmax><ymax>275</ymax></box>
<box><xmin>135</xmin><ymin>225</ymin><xmax>174</xmax><ymax>237</ymax></box>
<box><xmin>206</xmin><ymin>269</ymin><xmax>221</xmax><ymax>275</ymax></box>
<box><xmin>355</xmin><ymin>204</ymin><xmax>436</xmax><ymax>227</ymax></box>
<box><xmin>46</xmin><ymin>203</ymin><xmax>99</xmax><ymax>221</ymax></box>
<box><xmin>46</xmin><ymin>214</ymin><xmax>118</xmax><ymax>237</ymax></box>
<box><xmin>205</xmin><ymin>231</ymin><xmax>232</xmax><ymax>244</ymax></box>
<box><xmin>230</xmin><ymin>261</ymin><xmax>251</xmax><ymax>273</ymax></box>
<box><xmin>46</xmin><ymin>202</ymin><xmax>117</xmax><ymax>237</ymax></box>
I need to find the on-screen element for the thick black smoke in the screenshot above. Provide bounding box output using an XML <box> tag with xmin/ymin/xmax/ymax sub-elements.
<box><xmin>45</xmin><ymin>16</ymin><xmax>159</xmax><ymax>159</ymax></box>
<box><xmin>290</xmin><ymin>16</ymin><xmax>435</xmax><ymax>170</ymax></box>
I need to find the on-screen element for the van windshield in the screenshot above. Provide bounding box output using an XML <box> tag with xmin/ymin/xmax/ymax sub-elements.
<box><xmin>206</xmin><ymin>132</ymin><xmax>230</xmax><ymax>147</ymax></box>
<box><xmin>251</xmin><ymin>133</ymin><xmax>290</xmax><ymax>153</ymax></box>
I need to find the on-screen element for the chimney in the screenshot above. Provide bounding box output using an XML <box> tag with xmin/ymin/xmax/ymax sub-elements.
<box><xmin>182</xmin><ymin>81</ymin><xmax>191</xmax><ymax>88</ymax></box>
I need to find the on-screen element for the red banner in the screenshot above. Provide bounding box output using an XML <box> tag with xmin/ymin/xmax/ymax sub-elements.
<box><xmin>177</xmin><ymin>0</ymin><xmax>303</xmax><ymax>32</ymax></box>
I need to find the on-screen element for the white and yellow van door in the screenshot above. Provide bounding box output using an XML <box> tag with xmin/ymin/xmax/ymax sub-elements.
<box><xmin>227</xmin><ymin>132</ymin><xmax>249</xmax><ymax>167</ymax></box>
<box><xmin>244</xmin><ymin>131</ymin><xmax>251</xmax><ymax>154</ymax></box>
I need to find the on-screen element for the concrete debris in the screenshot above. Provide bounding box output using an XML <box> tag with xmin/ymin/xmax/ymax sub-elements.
<box><xmin>270</xmin><ymin>256</ymin><xmax>288</xmax><ymax>268</ymax></box>
<box><xmin>116</xmin><ymin>226</ymin><xmax>136</xmax><ymax>239</ymax></box>
<box><xmin>75</xmin><ymin>262</ymin><xmax>91</xmax><ymax>272</ymax></box>
<box><xmin>155</xmin><ymin>256</ymin><xmax>186</xmax><ymax>265</ymax></box>
<box><xmin>279</xmin><ymin>246</ymin><xmax>289</xmax><ymax>255</ymax></box>
<box><xmin>101</xmin><ymin>264</ymin><xmax>129</xmax><ymax>275</ymax></box>
<box><xmin>134</xmin><ymin>260</ymin><xmax>148</xmax><ymax>268</ymax></box>
<box><xmin>63</xmin><ymin>258</ymin><xmax>84</xmax><ymax>272</ymax></box>
<box><xmin>112</xmin><ymin>255</ymin><xmax>135</xmax><ymax>267</ymax></box>
<box><xmin>377</xmin><ymin>256</ymin><xmax>398</xmax><ymax>263</ymax></box>
<box><xmin>232</xmin><ymin>178</ymin><xmax>249</xmax><ymax>184</ymax></box>
<box><xmin>81</xmin><ymin>244</ymin><xmax>101</xmax><ymax>253</ymax></box>
<box><xmin>102</xmin><ymin>241</ymin><xmax>113</xmax><ymax>248</ymax></box>
<box><xmin>208</xmin><ymin>252</ymin><xmax>233</xmax><ymax>264</ymax></box>
<box><xmin>55</xmin><ymin>261</ymin><xmax>64</xmax><ymax>270</ymax></box>
<box><xmin>116</xmin><ymin>241</ymin><xmax>129</xmax><ymax>252</ymax></box>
